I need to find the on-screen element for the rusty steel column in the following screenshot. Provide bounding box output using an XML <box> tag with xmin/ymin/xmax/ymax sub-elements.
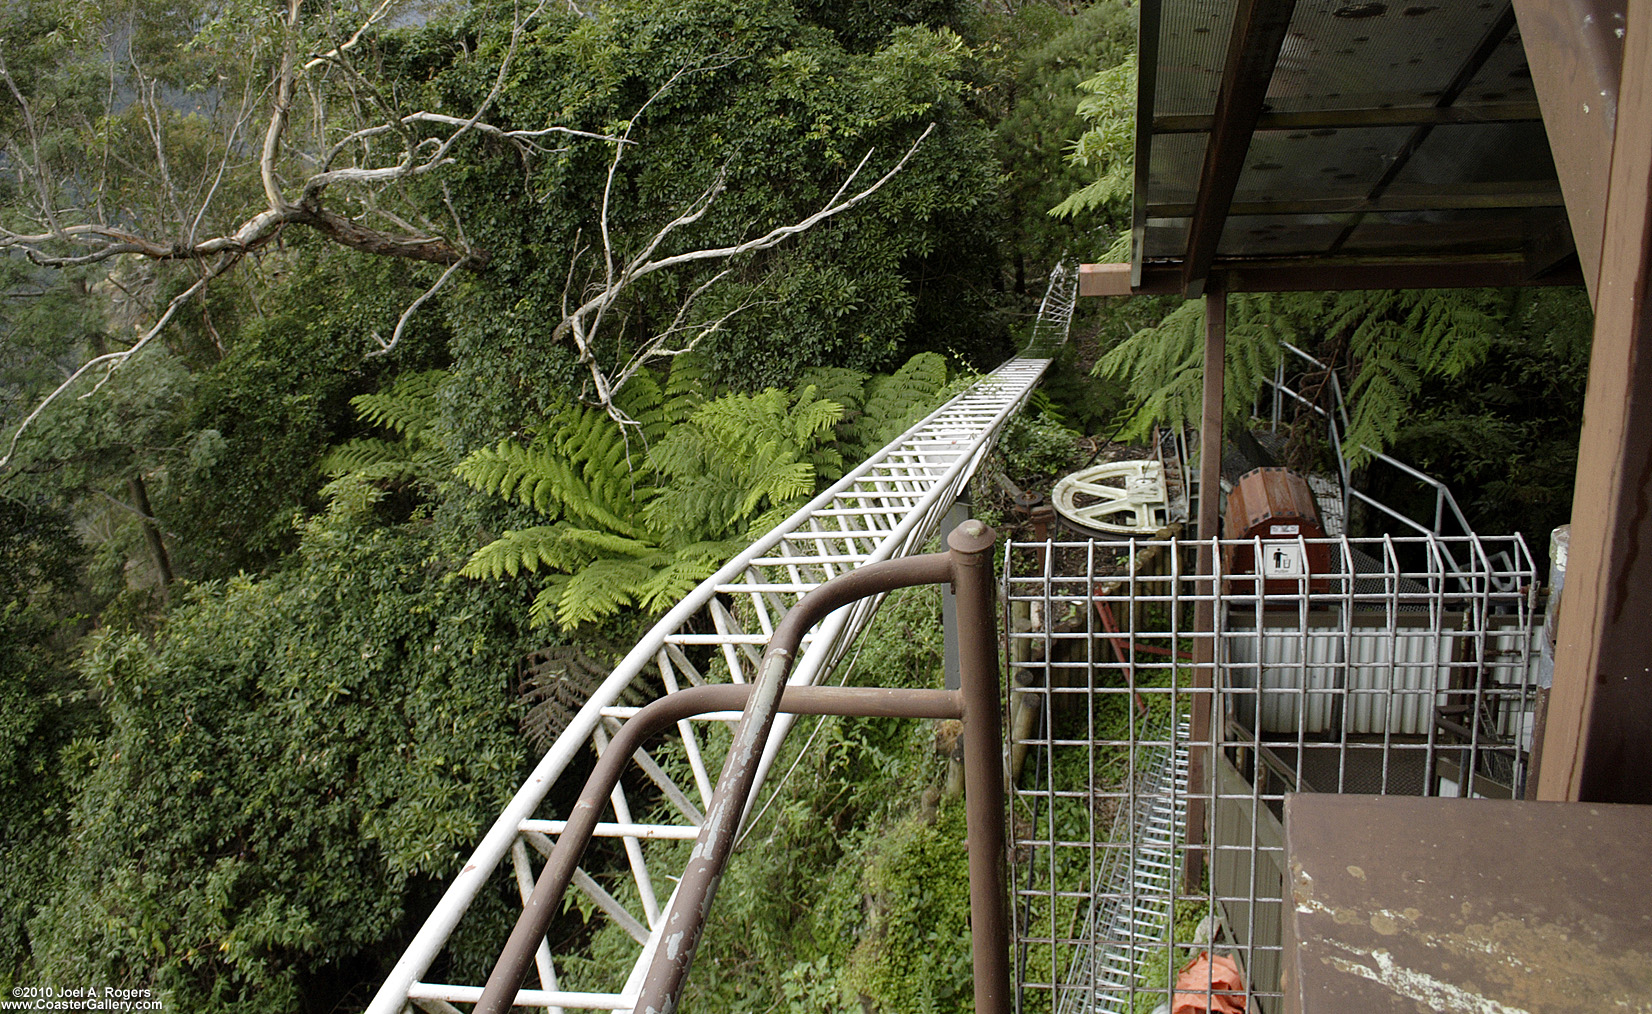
<box><xmin>1186</xmin><ymin>285</ymin><xmax>1225</xmax><ymax>891</ymax></box>
<box><xmin>950</xmin><ymin>520</ymin><xmax>1012</xmax><ymax>1014</ymax></box>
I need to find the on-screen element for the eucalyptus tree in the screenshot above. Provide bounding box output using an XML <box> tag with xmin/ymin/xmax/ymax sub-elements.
<box><xmin>0</xmin><ymin>0</ymin><xmax>965</xmax><ymax>469</ymax></box>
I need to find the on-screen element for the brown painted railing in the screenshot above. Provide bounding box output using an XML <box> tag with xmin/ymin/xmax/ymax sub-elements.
<box><xmin>474</xmin><ymin>521</ymin><xmax>1011</xmax><ymax>1014</ymax></box>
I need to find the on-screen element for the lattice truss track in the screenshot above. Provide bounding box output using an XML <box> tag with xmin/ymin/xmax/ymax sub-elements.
<box><xmin>369</xmin><ymin>268</ymin><xmax>1079</xmax><ymax>1014</ymax></box>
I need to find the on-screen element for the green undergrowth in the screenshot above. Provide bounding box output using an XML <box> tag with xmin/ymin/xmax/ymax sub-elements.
<box><xmin>558</xmin><ymin>577</ymin><xmax>978</xmax><ymax>1012</ymax></box>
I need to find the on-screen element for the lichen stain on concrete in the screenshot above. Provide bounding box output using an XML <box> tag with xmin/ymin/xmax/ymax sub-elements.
<box><xmin>1302</xmin><ymin>889</ymin><xmax>1652</xmax><ymax>1012</ymax></box>
<box><xmin>1347</xmin><ymin>865</ymin><xmax>1366</xmax><ymax>880</ymax></box>
<box><xmin>1323</xmin><ymin>944</ymin><xmax>1535</xmax><ymax>1014</ymax></box>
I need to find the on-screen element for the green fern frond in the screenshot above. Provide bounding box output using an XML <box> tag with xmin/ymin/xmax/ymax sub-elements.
<box><xmin>790</xmin><ymin>388</ymin><xmax>846</xmax><ymax>446</ymax></box>
<box><xmin>663</xmin><ymin>352</ymin><xmax>714</xmax><ymax>426</ymax></box>
<box><xmin>319</xmin><ymin>437</ymin><xmax>405</xmax><ymax>478</ymax></box>
<box><xmin>637</xmin><ymin>553</ymin><xmax>724</xmax><ymax>613</ymax></box>
<box><xmin>554</xmin><ymin>526</ymin><xmax>656</xmax><ymax>558</ymax></box>
<box><xmin>318</xmin><ymin>473</ymin><xmax>388</xmax><ymax>516</ymax></box>
<box><xmin>850</xmin><ymin>352</ymin><xmax>948</xmax><ymax>454</ymax></box>
<box><xmin>460</xmin><ymin>526</ymin><xmax>577</xmax><ymax>580</ymax></box>
<box><xmin>350</xmin><ymin>369</ymin><xmax>446</xmax><ymax>439</ymax></box>
<box><xmin>795</xmin><ymin>366</ymin><xmax>869</xmax><ymax>414</ymax></box>
<box><xmin>529</xmin><ymin>581</ymin><xmax>568</xmax><ymax>629</ymax></box>
<box><xmin>456</xmin><ymin>442</ymin><xmax>566</xmax><ymax>520</ymax></box>
<box><xmin>738</xmin><ymin>459</ymin><xmax>815</xmax><ymax>518</ymax></box>
<box><xmin>553</xmin><ymin>557</ymin><xmax>663</xmax><ymax>629</ymax></box>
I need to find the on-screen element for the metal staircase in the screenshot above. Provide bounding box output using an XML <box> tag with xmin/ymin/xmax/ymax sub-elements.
<box><xmin>1054</xmin><ymin>726</ymin><xmax>1190</xmax><ymax>1014</ymax></box>
<box><xmin>368</xmin><ymin>265</ymin><xmax>1078</xmax><ymax>1014</ymax></box>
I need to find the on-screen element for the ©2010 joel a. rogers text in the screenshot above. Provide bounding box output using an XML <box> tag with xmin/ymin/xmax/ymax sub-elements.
<box><xmin>5</xmin><ymin>986</ymin><xmax>162</xmax><ymax>1012</ymax></box>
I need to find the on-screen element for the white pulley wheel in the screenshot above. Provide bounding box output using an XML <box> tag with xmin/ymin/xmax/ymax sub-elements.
<box><xmin>1052</xmin><ymin>459</ymin><xmax>1170</xmax><ymax>536</ymax></box>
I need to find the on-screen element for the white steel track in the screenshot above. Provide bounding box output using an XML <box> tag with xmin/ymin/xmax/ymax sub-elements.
<box><xmin>369</xmin><ymin>266</ymin><xmax>1077</xmax><ymax>1014</ymax></box>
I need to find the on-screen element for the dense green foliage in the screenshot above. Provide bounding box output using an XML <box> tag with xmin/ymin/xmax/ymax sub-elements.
<box><xmin>0</xmin><ymin>0</ymin><xmax>1594</xmax><ymax>1009</ymax></box>
<box><xmin>24</xmin><ymin>514</ymin><xmax>535</xmax><ymax>1011</ymax></box>
<box><xmin>0</xmin><ymin>1</ymin><xmax>1134</xmax><ymax>1007</ymax></box>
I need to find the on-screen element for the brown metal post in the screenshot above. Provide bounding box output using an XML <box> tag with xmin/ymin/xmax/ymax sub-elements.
<box><xmin>1186</xmin><ymin>285</ymin><xmax>1225</xmax><ymax>891</ymax></box>
<box><xmin>949</xmin><ymin>520</ymin><xmax>1013</xmax><ymax>1014</ymax></box>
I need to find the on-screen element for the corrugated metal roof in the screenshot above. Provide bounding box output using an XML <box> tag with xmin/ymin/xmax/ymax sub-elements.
<box><xmin>1127</xmin><ymin>0</ymin><xmax>1577</xmax><ymax>294</ymax></box>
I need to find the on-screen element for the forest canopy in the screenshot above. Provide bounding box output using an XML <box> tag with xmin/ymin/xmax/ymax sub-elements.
<box><xmin>0</xmin><ymin>1</ymin><xmax>1589</xmax><ymax>1010</ymax></box>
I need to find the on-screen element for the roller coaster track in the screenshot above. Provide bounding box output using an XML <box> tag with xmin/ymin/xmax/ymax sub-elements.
<box><xmin>368</xmin><ymin>265</ymin><xmax>1078</xmax><ymax>1014</ymax></box>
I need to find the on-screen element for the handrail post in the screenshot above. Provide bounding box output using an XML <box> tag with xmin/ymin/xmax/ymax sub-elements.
<box><xmin>950</xmin><ymin>520</ymin><xmax>1012</xmax><ymax>1014</ymax></box>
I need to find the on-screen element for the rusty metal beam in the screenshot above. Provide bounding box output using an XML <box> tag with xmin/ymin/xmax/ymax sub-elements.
<box><xmin>1130</xmin><ymin>0</ymin><xmax>1165</xmax><ymax>290</ymax></box>
<box><xmin>1153</xmin><ymin>101</ymin><xmax>1544</xmax><ymax>134</ymax></box>
<box><xmin>1083</xmin><ymin>256</ymin><xmax>1583</xmax><ymax>297</ymax></box>
<box><xmin>1149</xmin><ymin>182</ymin><xmax>1565</xmax><ymax>218</ymax></box>
<box><xmin>1124</xmin><ymin>257</ymin><xmax>1582</xmax><ymax>294</ymax></box>
<box><xmin>1536</xmin><ymin>1</ymin><xmax>1652</xmax><ymax>804</ymax></box>
<box><xmin>1180</xmin><ymin>0</ymin><xmax>1299</xmax><ymax>297</ymax></box>
<box><xmin>1185</xmin><ymin>286</ymin><xmax>1224</xmax><ymax>891</ymax></box>
<box><xmin>1513</xmin><ymin>0</ymin><xmax>1627</xmax><ymax>303</ymax></box>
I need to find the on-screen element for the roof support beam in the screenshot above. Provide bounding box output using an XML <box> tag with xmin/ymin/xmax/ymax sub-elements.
<box><xmin>1150</xmin><ymin>181</ymin><xmax>1565</xmax><ymax>218</ymax></box>
<box><xmin>1513</xmin><ymin>0</ymin><xmax>1626</xmax><ymax>303</ymax></box>
<box><xmin>1152</xmin><ymin>102</ymin><xmax>1543</xmax><ymax>134</ymax></box>
<box><xmin>1537</xmin><ymin>1</ymin><xmax>1652</xmax><ymax>804</ymax></box>
<box><xmin>1179</xmin><ymin>0</ymin><xmax>1298</xmax><ymax>297</ymax></box>
<box><xmin>1115</xmin><ymin>257</ymin><xmax>1582</xmax><ymax>294</ymax></box>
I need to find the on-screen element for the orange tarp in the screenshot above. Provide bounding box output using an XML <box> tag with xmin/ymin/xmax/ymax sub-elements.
<box><xmin>1170</xmin><ymin>952</ymin><xmax>1247</xmax><ymax>1014</ymax></box>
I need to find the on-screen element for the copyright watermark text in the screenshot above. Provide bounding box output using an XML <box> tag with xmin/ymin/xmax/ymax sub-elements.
<box><xmin>5</xmin><ymin>986</ymin><xmax>162</xmax><ymax>1012</ymax></box>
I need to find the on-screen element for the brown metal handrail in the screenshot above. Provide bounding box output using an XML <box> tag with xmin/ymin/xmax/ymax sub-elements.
<box><xmin>474</xmin><ymin>521</ymin><xmax>1010</xmax><ymax>1014</ymax></box>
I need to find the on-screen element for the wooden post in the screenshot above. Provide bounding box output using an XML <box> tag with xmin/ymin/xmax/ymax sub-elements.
<box><xmin>1536</xmin><ymin>4</ymin><xmax>1652</xmax><ymax>803</ymax></box>
<box><xmin>1186</xmin><ymin>286</ymin><xmax>1225</xmax><ymax>890</ymax></box>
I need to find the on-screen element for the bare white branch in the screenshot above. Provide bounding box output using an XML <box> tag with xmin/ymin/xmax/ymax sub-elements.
<box><xmin>368</xmin><ymin>257</ymin><xmax>469</xmax><ymax>358</ymax></box>
<box><xmin>303</xmin><ymin>0</ymin><xmax>400</xmax><ymax>71</ymax></box>
<box><xmin>555</xmin><ymin>121</ymin><xmax>935</xmax><ymax>419</ymax></box>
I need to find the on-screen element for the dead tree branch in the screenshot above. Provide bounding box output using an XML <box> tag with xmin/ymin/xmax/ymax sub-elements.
<box><xmin>1</xmin><ymin>255</ymin><xmax>241</xmax><ymax>471</ymax></box>
<box><xmin>559</xmin><ymin>121</ymin><xmax>937</xmax><ymax>419</ymax></box>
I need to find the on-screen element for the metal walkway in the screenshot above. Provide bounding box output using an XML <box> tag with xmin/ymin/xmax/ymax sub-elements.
<box><xmin>369</xmin><ymin>266</ymin><xmax>1078</xmax><ymax>1014</ymax></box>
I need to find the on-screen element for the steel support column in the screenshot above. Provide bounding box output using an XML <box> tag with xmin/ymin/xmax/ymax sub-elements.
<box><xmin>1186</xmin><ymin>286</ymin><xmax>1225</xmax><ymax>890</ymax></box>
<box><xmin>1536</xmin><ymin>3</ymin><xmax>1652</xmax><ymax>803</ymax></box>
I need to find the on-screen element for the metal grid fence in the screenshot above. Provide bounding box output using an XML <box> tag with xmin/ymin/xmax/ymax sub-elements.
<box><xmin>1004</xmin><ymin>535</ymin><xmax>1539</xmax><ymax>1014</ymax></box>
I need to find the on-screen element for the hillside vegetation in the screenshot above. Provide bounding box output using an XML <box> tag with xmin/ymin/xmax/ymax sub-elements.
<box><xmin>0</xmin><ymin>1</ymin><xmax>1589</xmax><ymax>1010</ymax></box>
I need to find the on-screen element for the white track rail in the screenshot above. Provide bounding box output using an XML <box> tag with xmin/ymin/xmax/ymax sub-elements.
<box><xmin>369</xmin><ymin>266</ymin><xmax>1077</xmax><ymax>1014</ymax></box>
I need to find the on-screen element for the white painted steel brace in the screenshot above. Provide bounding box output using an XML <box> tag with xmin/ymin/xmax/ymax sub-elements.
<box><xmin>368</xmin><ymin>266</ymin><xmax>1078</xmax><ymax>1014</ymax></box>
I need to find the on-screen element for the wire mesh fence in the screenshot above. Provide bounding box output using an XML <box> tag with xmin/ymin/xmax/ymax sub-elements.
<box><xmin>1004</xmin><ymin>535</ymin><xmax>1539</xmax><ymax>1014</ymax></box>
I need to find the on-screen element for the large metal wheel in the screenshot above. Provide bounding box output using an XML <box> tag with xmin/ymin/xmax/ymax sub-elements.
<box><xmin>1052</xmin><ymin>459</ymin><xmax>1171</xmax><ymax>537</ymax></box>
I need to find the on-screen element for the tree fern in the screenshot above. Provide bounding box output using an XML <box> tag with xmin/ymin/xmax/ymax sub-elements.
<box><xmin>1050</xmin><ymin>55</ymin><xmax>1137</xmax><ymax>220</ymax></box>
<box><xmin>845</xmin><ymin>351</ymin><xmax>949</xmax><ymax>457</ymax></box>
<box><xmin>348</xmin><ymin>370</ymin><xmax>445</xmax><ymax>440</ymax></box>
<box><xmin>459</xmin><ymin>353</ymin><xmax>952</xmax><ymax>630</ymax></box>
<box><xmin>318</xmin><ymin>369</ymin><xmax>454</xmax><ymax>512</ymax></box>
<box><xmin>1096</xmin><ymin>289</ymin><xmax>1500</xmax><ymax>467</ymax></box>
